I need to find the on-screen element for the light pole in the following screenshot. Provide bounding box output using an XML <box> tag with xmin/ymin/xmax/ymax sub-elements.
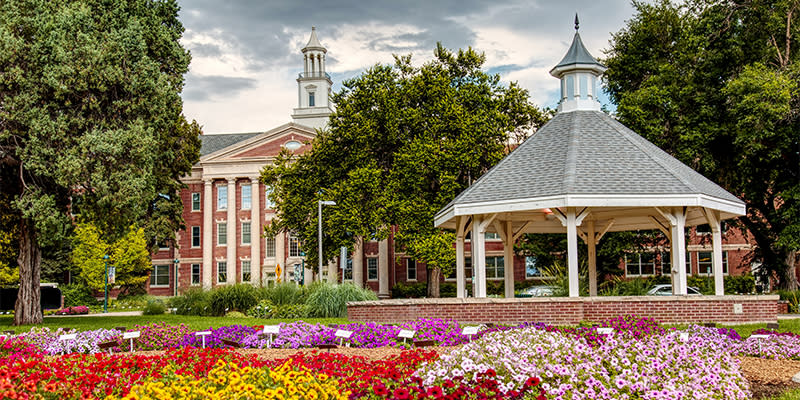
<box><xmin>173</xmin><ymin>258</ymin><xmax>180</xmax><ymax>297</ymax></box>
<box><xmin>103</xmin><ymin>254</ymin><xmax>109</xmax><ymax>313</ymax></box>
<box><xmin>318</xmin><ymin>200</ymin><xmax>336</xmax><ymax>282</ymax></box>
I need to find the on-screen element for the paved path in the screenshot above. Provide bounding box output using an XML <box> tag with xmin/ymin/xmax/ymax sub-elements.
<box><xmin>46</xmin><ymin>311</ymin><xmax>143</xmax><ymax>317</ymax></box>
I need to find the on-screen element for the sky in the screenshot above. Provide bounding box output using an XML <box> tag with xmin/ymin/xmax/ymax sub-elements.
<box><xmin>177</xmin><ymin>0</ymin><xmax>637</xmax><ymax>134</ymax></box>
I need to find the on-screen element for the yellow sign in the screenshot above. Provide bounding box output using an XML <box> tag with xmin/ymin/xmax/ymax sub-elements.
<box><xmin>275</xmin><ymin>263</ymin><xmax>282</xmax><ymax>283</ymax></box>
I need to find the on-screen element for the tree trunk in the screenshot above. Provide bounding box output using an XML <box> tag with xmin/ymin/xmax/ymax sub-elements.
<box><xmin>15</xmin><ymin>218</ymin><xmax>42</xmax><ymax>325</ymax></box>
<box><xmin>427</xmin><ymin>267</ymin><xmax>441</xmax><ymax>298</ymax></box>
<box><xmin>785</xmin><ymin>250</ymin><xmax>799</xmax><ymax>291</ymax></box>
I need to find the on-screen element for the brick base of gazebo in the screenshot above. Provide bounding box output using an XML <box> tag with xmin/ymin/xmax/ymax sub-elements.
<box><xmin>347</xmin><ymin>295</ymin><xmax>779</xmax><ymax>325</ymax></box>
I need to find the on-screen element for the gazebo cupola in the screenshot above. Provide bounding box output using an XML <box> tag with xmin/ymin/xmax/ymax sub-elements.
<box><xmin>549</xmin><ymin>15</ymin><xmax>606</xmax><ymax>112</ymax></box>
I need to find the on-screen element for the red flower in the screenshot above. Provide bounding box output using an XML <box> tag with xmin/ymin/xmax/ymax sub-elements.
<box><xmin>393</xmin><ymin>388</ymin><xmax>410</xmax><ymax>399</ymax></box>
<box><xmin>426</xmin><ymin>386</ymin><xmax>444</xmax><ymax>398</ymax></box>
<box><xmin>525</xmin><ymin>377</ymin><xmax>541</xmax><ymax>387</ymax></box>
<box><xmin>373</xmin><ymin>384</ymin><xmax>388</xmax><ymax>396</ymax></box>
<box><xmin>484</xmin><ymin>368</ymin><xmax>497</xmax><ymax>377</ymax></box>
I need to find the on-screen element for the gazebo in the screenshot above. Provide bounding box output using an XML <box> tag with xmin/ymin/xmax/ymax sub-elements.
<box><xmin>433</xmin><ymin>21</ymin><xmax>746</xmax><ymax>299</ymax></box>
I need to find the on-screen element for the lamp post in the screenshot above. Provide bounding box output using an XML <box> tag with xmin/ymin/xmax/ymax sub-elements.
<box><xmin>318</xmin><ymin>200</ymin><xmax>336</xmax><ymax>282</ymax></box>
<box><xmin>173</xmin><ymin>258</ymin><xmax>180</xmax><ymax>297</ymax></box>
<box><xmin>103</xmin><ymin>254</ymin><xmax>109</xmax><ymax>314</ymax></box>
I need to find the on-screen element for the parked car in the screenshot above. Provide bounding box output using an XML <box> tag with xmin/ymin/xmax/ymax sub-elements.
<box><xmin>517</xmin><ymin>286</ymin><xmax>558</xmax><ymax>297</ymax></box>
<box><xmin>647</xmin><ymin>284</ymin><xmax>702</xmax><ymax>296</ymax></box>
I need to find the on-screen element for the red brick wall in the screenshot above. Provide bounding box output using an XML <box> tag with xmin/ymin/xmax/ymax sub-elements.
<box><xmin>347</xmin><ymin>295</ymin><xmax>779</xmax><ymax>325</ymax></box>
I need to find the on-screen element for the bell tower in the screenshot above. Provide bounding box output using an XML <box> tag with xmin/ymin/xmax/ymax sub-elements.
<box><xmin>291</xmin><ymin>27</ymin><xmax>334</xmax><ymax>129</ymax></box>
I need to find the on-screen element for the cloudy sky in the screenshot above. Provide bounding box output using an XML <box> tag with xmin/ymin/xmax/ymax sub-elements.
<box><xmin>177</xmin><ymin>0</ymin><xmax>637</xmax><ymax>134</ymax></box>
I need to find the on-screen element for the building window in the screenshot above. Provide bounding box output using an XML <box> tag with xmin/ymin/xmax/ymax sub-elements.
<box><xmin>241</xmin><ymin>184</ymin><xmax>251</xmax><ymax>210</ymax></box>
<box><xmin>191</xmin><ymin>264</ymin><xmax>201</xmax><ymax>285</ymax></box>
<box><xmin>406</xmin><ymin>259</ymin><xmax>417</xmax><ymax>281</ymax></box>
<box><xmin>217</xmin><ymin>262</ymin><xmax>227</xmax><ymax>283</ymax></box>
<box><xmin>367</xmin><ymin>258</ymin><xmax>378</xmax><ymax>281</ymax></box>
<box><xmin>191</xmin><ymin>192</ymin><xmax>200</xmax><ymax>211</ymax></box>
<box><xmin>241</xmin><ymin>222</ymin><xmax>251</xmax><ymax>245</ymax></box>
<box><xmin>485</xmin><ymin>232</ymin><xmax>500</xmax><ymax>240</ymax></box>
<box><xmin>217</xmin><ymin>223</ymin><xmax>227</xmax><ymax>246</ymax></box>
<box><xmin>486</xmin><ymin>256</ymin><xmax>505</xmax><ymax>279</ymax></box>
<box><xmin>525</xmin><ymin>256</ymin><xmax>541</xmax><ymax>278</ymax></box>
<box><xmin>242</xmin><ymin>260</ymin><xmax>251</xmax><ymax>281</ymax></box>
<box><xmin>625</xmin><ymin>253</ymin><xmax>655</xmax><ymax>276</ymax></box>
<box><xmin>698</xmin><ymin>251</ymin><xmax>728</xmax><ymax>275</ymax></box>
<box><xmin>264</xmin><ymin>185</ymin><xmax>275</xmax><ymax>209</ymax></box>
<box><xmin>265</xmin><ymin>236</ymin><xmax>275</xmax><ymax>258</ymax></box>
<box><xmin>150</xmin><ymin>265</ymin><xmax>169</xmax><ymax>287</ymax></box>
<box><xmin>191</xmin><ymin>226</ymin><xmax>200</xmax><ymax>248</ymax></box>
<box><xmin>343</xmin><ymin>259</ymin><xmax>353</xmax><ymax>281</ymax></box>
<box><xmin>217</xmin><ymin>185</ymin><xmax>227</xmax><ymax>210</ymax></box>
<box><xmin>696</xmin><ymin>222</ymin><xmax>728</xmax><ymax>235</ymax></box>
<box><xmin>309</xmin><ymin>92</ymin><xmax>315</xmax><ymax>107</ymax></box>
<box><xmin>289</xmin><ymin>234</ymin><xmax>301</xmax><ymax>257</ymax></box>
<box><xmin>446</xmin><ymin>258</ymin><xmax>474</xmax><ymax>281</ymax></box>
<box><xmin>660</xmin><ymin>252</ymin><xmax>693</xmax><ymax>276</ymax></box>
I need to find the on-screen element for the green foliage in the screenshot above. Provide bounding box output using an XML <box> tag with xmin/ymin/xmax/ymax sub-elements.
<box><xmin>306</xmin><ymin>283</ymin><xmax>378</xmax><ymax>318</ymax></box>
<box><xmin>60</xmin><ymin>284</ymin><xmax>100</xmax><ymax>307</ymax></box>
<box><xmin>208</xmin><ymin>284</ymin><xmax>260</xmax><ymax>316</ymax></box>
<box><xmin>776</xmin><ymin>290</ymin><xmax>800</xmax><ymax>313</ymax></box>
<box><xmin>225</xmin><ymin>311</ymin><xmax>247</xmax><ymax>318</ymax></box>
<box><xmin>142</xmin><ymin>299</ymin><xmax>166</xmax><ymax>315</ymax></box>
<box><xmin>604</xmin><ymin>0</ymin><xmax>800</xmax><ymax>288</ymax></box>
<box><xmin>599</xmin><ymin>276</ymin><xmax>670</xmax><ymax>296</ymax></box>
<box><xmin>391</xmin><ymin>282</ymin><xmax>427</xmax><ymax>298</ymax></box>
<box><xmin>0</xmin><ymin>193</ymin><xmax>19</xmax><ymax>287</ymax></box>
<box><xmin>263</xmin><ymin>283</ymin><xmax>307</xmax><ymax>305</ymax></box>
<box><xmin>262</xmin><ymin>44</ymin><xmax>548</xmax><ymax>296</ymax></box>
<box><xmin>725</xmin><ymin>275</ymin><xmax>756</xmax><ymax>294</ymax></box>
<box><xmin>247</xmin><ymin>300</ymin><xmax>309</xmax><ymax>319</ymax></box>
<box><xmin>71</xmin><ymin>223</ymin><xmax>150</xmax><ymax>292</ymax></box>
<box><xmin>168</xmin><ymin>288</ymin><xmax>212</xmax><ymax>316</ymax></box>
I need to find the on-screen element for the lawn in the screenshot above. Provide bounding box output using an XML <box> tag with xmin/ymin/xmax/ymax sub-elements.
<box><xmin>0</xmin><ymin>314</ymin><xmax>348</xmax><ymax>333</ymax></box>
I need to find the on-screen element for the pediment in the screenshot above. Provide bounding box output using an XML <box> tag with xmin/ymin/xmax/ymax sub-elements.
<box><xmin>200</xmin><ymin>123</ymin><xmax>316</xmax><ymax>163</ymax></box>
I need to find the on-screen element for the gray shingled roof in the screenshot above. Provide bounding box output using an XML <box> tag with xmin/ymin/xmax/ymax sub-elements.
<box><xmin>200</xmin><ymin>133</ymin><xmax>260</xmax><ymax>156</ymax></box>
<box><xmin>441</xmin><ymin>110</ymin><xmax>743</xmax><ymax>209</ymax></box>
<box><xmin>554</xmin><ymin>33</ymin><xmax>603</xmax><ymax>69</ymax></box>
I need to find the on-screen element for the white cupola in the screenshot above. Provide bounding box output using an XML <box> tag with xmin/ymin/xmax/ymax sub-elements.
<box><xmin>291</xmin><ymin>27</ymin><xmax>334</xmax><ymax>129</ymax></box>
<box><xmin>549</xmin><ymin>15</ymin><xmax>607</xmax><ymax>113</ymax></box>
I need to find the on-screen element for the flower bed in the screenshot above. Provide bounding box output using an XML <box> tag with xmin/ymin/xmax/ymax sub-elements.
<box><xmin>53</xmin><ymin>306</ymin><xmax>89</xmax><ymax>315</ymax></box>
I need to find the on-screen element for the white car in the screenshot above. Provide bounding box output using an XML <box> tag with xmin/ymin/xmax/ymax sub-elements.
<box><xmin>647</xmin><ymin>284</ymin><xmax>702</xmax><ymax>296</ymax></box>
<box><xmin>518</xmin><ymin>286</ymin><xmax>557</xmax><ymax>297</ymax></box>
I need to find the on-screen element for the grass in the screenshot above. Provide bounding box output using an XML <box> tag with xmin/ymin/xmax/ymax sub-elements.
<box><xmin>763</xmin><ymin>388</ymin><xmax>800</xmax><ymax>400</ymax></box>
<box><xmin>663</xmin><ymin>318</ymin><xmax>800</xmax><ymax>338</ymax></box>
<box><xmin>0</xmin><ymin>314</ymin><xmax>349</xmax><ymax>333</ymax></box>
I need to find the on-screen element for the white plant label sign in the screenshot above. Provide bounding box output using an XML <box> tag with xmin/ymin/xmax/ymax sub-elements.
<box><xmin>59</xmin><ymin>333</ymin><xmax>77</xmax><ymax>341</ymax></box>
<box><xmin>122</xmin><ymin>331</ymin><xmax>141</xmax><ymax>339</ymax></box>
<box><xmin>263</xmin><ymin>325</ymin><xmax>280</xmax><ymax>334</ymax></box>
<box><xmin>461</xmin><ymin>326</ymin><xmax>479</xmax><ymax>336</ymax></box>
<box><xmin>335</xmin><ymin>329</ymin><xmax>353</xmax><ymax>339</ymax></box>
<box><xmin>597</xmin><ymin>328</ymin><xmax>614</xmax><ymax>335</ymax></box>
<box><xmin>397</xmin><ymin>329</ymin><xmax>416</xmax><ymax>339</ymax></box>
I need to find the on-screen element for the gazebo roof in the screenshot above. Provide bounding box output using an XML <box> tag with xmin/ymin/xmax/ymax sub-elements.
<box><xmin>434</xmin><ymin>110</ymin><xmax>746</xmax><ymax>230</ymax></box>
<box><xmin>552</xmin><ymin>32</ymin><xmax>604</xmax><ymax>71</ymax></box>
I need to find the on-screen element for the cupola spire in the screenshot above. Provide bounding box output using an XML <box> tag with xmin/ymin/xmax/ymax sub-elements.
<box><xmin>549</xmin><ymin>16</ymin><xmax>607</xmax><ymax>113</ymax></box>
<box><xmin>574</xmin><ymin>13</ymin><xmax>579</xmax><ymax>31</ymax></box>
<box><xmin>292</xmin><ymin>27</ymin><xmax>334</xmax><ymax>129</ymax></box>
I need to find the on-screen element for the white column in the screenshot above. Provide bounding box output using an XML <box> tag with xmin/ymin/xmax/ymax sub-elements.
<box><xmin>566</xmin><ymin>207</ymin><xmax>580</xmax><ymax>297</ymax></box>
<box><xmin>471</xmin><ymin>216</ymin><xmax>487</xmax><ymax>298</ymax></box>
<box><xmin>202</xmin><ymin>180</ymin><xmax>213</xmax><ymax>289</ymax></box>
<box><xmin>327</xmin><ymin>259</ymin><xmax>337</xmax><ymax>283</ymax></box>
<box><xmin>706</xmin><ymin>209</ymin><xmax>725</xmax><ymax>296</ymax></box>
<box><xmin>226</xmin><ymin>178</ymin><xmax>236</xmax><ymax>283</ymax></box>
<box><xmin>587</xmin><ymin>219</ymin><xmax>597</xmax><ymax>296</ymax></box>
<box><xmin>352</xmin><ymin>236</ymin><xmax>364</xmax><ymax>288</ymax></box>
<box><xmin>504</xmin><ymin>221</ymin><xmax>514</xmax><ymax>298</ymax></box>
<box><xmin>250</xmin><ymin>177</ymin><xmax>260</xmax><ymax>286</ymax></box>
<box><xmin>456</xmin><ymin>217</ymin><xmax>466</xmax><ymax>298</ymax></box>
<box><xmin>378</xmin><ymin>238</ymin><xmax>389</xmax><ymax>298</ymax></box>
<box><xmin>671</xmin><ymin>208</ymin><xmax>688</xmax><ymax>295</ymax></box>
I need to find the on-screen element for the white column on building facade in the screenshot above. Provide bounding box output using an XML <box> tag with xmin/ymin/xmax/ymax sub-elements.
<box><xmin>455</xmin><ymin>216</ymin><xmax>466</xmax><ymax>298</ymax></box>
<box><xmin>587</xmin><ymin>219</ymin><xmax>598</xmax><ymax>297</ymax></box>
<box><xmin>471</xmin><ymin>216</ymin><xmax>487</xmax><ymax>298</ymax></box>
<box><xmin>566</xmin><ymin>208</ymin><xmax>580</xmax><ymax>297</ymax></box>
<box><xmin>352</xmin><ymin>236</ymin><xmax>364</xmax><ymax>288</ymax></box>
<box><xmin>328</xmin><ymin>259</ymin><xmax>337</xmax><ymax>283</ymax></box>
<box><xmin>503</xmin><ymin>220</ymin><xmax>514</xmax><ymax>298</ymax></box>
<box><xmin>226</xmin><ymin>178</ymin><xmax>237</xmax><ymax>283</ymax></box>
<box><xmin>250</xmin><ymin>177</ymin><xmax>260</xmax><ymax>286</ymax></box>
<box><xmin>275</xmin><ymin>231</ymin><xmax>286</xmax><ymax>282</ymax></box>
<box><xmin>705</xmin><ymin>208</ymin><xmax>725</xmax><ymax>296</ymax></box>
<box><xmin>202</xmin><ymin>180</ymin><xmax>213</xmax><ymax>289</ymax></box>
<box><xmin>378</xmin><ymin>238</ymin><xmax>390</xmax><ymax>298</ymax></box>
<box><xmin>667</xmin><ymin>207</ymin><xmax>688</xmax><ymax>295</ymax></box>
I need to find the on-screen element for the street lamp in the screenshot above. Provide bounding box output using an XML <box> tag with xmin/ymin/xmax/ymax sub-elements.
<box><xmin>318</xmin><ymin>200</ymin><xmax>336</xmax><ymax>282</ymax></box>
<box><xmin>103</xmin><ymin>254</ymin><xmax>109</xmax><ymax>314</ymax></box>
<box><xmin>173</xmin><ymin>258</ymin><xmax>180</xmax><ymax>297</ymax></box>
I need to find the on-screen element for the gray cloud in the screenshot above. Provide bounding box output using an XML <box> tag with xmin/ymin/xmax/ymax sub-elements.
<box><xmin>182</xmin><ymin>75</ymin><xmax>258</xmax><ymax>101</ymax></box>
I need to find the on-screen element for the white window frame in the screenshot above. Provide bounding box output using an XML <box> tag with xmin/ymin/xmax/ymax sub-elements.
<box><xmin>217</xmin><ymin>261</ymin><xmax>227</xmax><ymax>284</ymax></box>
<box><xmin>242</xmin><ymin>260</ymin><xmax>251</xmax><ymax>282</ymax></box>
<box><xmin>241</xmin><ymin>184</ymin><xmax>252</xmax><ymax>210</ymax></box>
<box><xmin>625</xmin><ymin>253</ymin><xmax>656</xmax><ymax>277</ymax></box>
<box><xmin>217</xmin><ymin>185</ymin><xmax>227</xmax><ymax>210</ymax></box>
<box><xmin>191</xmin><ymin>192</ymin><xmax>201</xmax><ymax>212</ymax></box>
<box><xmin>191</xmin><ymin>263</ymin><xmax>201</xmax><ymax>286</ymax></box>
<box><xmin>406</xmin><ymin>258</ymin><xmax>417</xmax><ymax>281</ymax></box>
<box><xmin>241</xmin><ymin>222</ymin><xmax>251</xmax><ymax>245</ymax></box>
<box><xmin>445</xmin><ymin>258</ymin><xmax>473</xmax><ymax>281</ymax></box>
<box><xmin>264</xmin><ymin>185</ymin><xmax>275</xmax><ymax>209</ymax></box>
<box><xmin>191</xmin><ymin>226</ymin><xmax>200</xmax><ymax>248</ymax></box>
<box><xmin>217</xmin><ymin>223</ymin><xmax>227</xmax><ymax>246</ymax></box>
<box><xmin>486</xmin><ymin>256</ymin><xmax>505</xmax><ymax>280</ymax></box>
<box><xmin>265</xmin><ymin>236</ymin><xmax>276</xmax><ymax>258</ymax></box>
<box><xmin>289</xmin><ymin>234</ymin><xmax>301</xmax><ymax>257</ymax></box>
<box><xmin>150</xmin><ymin>265</ymin><xmax>170</xmax><ymax>287</ymax></box>
<box><xmin>367</xmin><ymin>258</ymin><xmax>378</xmax><ymax>281</ymax></box>
<box><xmin>309</xmin><ymin>92</ymin><xmax>315</xmax><ymax>107</ymax></box>
<box><xmin>697</xmin><ymin>251</ymin><xmax>728</xmax><ymax>276</ymax></box>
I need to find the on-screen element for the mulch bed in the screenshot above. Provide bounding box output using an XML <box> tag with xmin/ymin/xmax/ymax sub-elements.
<box><xmin>739</xmin><ymin>357</ymin><xmax>800</xmax><ymax>399</ymax></box>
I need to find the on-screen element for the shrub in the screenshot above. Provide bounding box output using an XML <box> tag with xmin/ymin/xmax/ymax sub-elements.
<box><xmin>142</xmin><ymin>299</ymin><xmax>166</xmax><ymax>315</ymax></box>
<box><xmin>247</xmin><ymin>299</ymin><xmax>309</xmax><ymax>319</ymax></box>
<box><xmin>169</xmin><ymin>288</ymin><xmax>212</xmax><ymax>316</ymax></box>
<box><xmin>777</xmin><ymin>290</ymin><xmax>800</xmax><ymax>313</ymax></box>
<box><xmin>114</xmin><ymin>294</ymin><xmax>154</xmax><ymax>309</ymax></box>
<box><xmin>306</xmin><ymin>283</ymin><xmax>378</xmax><ymax>318</ymax></box>
<box><xmin>208</xmin><ymin>284</ymin><xmax>259</xmax><ymax>316</ymax></box>
<box><xmin>725</xmin><ymin>274</ymin><xmax>755</xmax><ymax>294</ymax></box>
<box><xmin>225</xmin><ymin>311</ymin><xmax>247</xmax><ymax>318</ymax></box>
<box><xmin>264</xmin><ymin>283</ymin><xmax>306</xmax><ymax>305</ymax></box>
<box><xmin>391</xmin><ymin>282</ymin><xmax>426</xmax><ymax>298</ymax></box>
<box><xmin>247</xmin><ymin>299</ymin><xmax>273</xmax><ymax>318</ymax></box>
<box><xmin>60</xmin><ymin>284</ymin><xmax>100</xmax><ymax>307</ymax></box>
<box><xmin>53</xmin><ymin>306</ymin><xmax>89</xmax><ymax>315</ymax></box>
